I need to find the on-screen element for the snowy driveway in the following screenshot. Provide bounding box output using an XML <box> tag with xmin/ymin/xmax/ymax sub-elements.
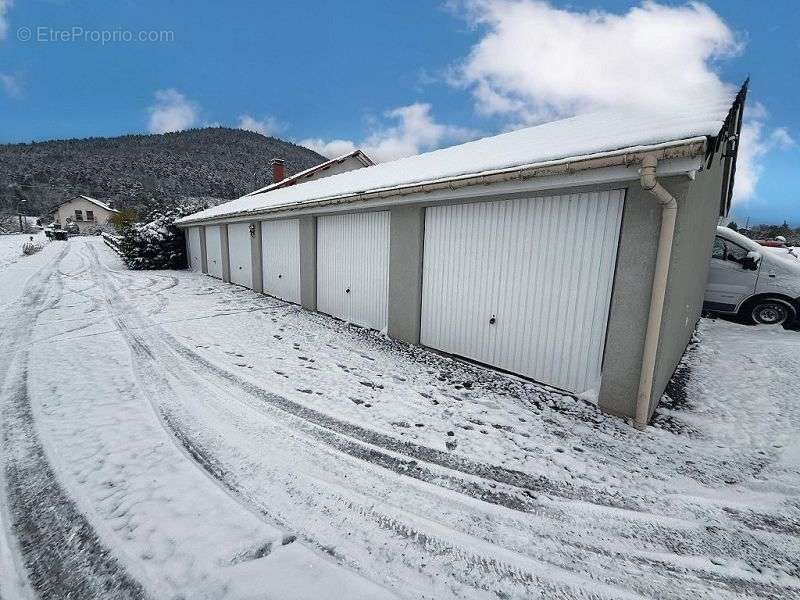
<box><xmin>1</xmin><ymin>236</ymin><xmax>798</xmax><ymax>600</ymax></box>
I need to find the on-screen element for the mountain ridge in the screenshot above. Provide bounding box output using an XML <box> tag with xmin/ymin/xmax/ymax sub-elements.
<box><xmin>0</xmin><ymin>127</ymin><xmax>327</xmax><ymax>217</ymax></box>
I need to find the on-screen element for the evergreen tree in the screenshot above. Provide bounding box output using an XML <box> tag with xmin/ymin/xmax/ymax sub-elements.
<box><xmin>119</xmin><ymin>199</ymin><xmax>210</xmax><ymax>270</ymax></box>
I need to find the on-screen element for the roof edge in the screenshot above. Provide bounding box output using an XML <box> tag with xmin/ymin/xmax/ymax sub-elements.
<box><xmin>51</xmin><ymin>194</ymin><xmax>119</xmax><ymax>213</ymax></box>
<box><xmin>177</xmin><ymin>137</ymin><xmax>706</xmax><ymax>226</ymax></box>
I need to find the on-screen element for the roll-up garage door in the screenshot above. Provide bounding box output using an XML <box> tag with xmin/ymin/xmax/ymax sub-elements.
<box><xmin>317</xmin><ymin>212</ymin><xmax>390</xmax><ymax>331</ymax></box>
<box><xmin>187</xmin><ymin>227</ymin><xmax>202</xmax><ymax>272</ymax></box>
<box><xmin>420</xmin><ymin>190</ymin><xmax>624</xmax><ymax>394</ymax></box>
<box><xmin>261</xmin><ymin>219</ymin><xmax>301</xmax><ymax>304</ymax></box>
<box><xmin>205</xmin><ymin>225</ymin><xmax>223</xmax><ymax>279</ymax></box>
<box><xmin>228</xmin><ymin>222</ymin><xmax>252</xmax><ymax>288</ymax></box>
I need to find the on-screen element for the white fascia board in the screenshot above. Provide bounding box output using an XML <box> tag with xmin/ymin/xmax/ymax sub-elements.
<box><xmin>178</xmin><ymin>156</ymin><xmax>703</xmax><ymax>226</ymax></box>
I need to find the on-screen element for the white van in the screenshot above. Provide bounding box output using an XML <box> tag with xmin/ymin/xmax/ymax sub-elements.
<box><xmin>704</xmin><ymin>226</ymin><xmax>800</xmax><ymax>325</ymax></box>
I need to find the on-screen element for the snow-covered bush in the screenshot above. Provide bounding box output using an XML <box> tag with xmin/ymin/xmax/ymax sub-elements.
<box><xmin>119</xmin><ymin>200</ymin><xmax>209</xmax><ymax>270</ymax></box>
<box><xmin>22</xmin><ymin>237</ymin><xmax>45</xmax><ymax>255</ymax></box>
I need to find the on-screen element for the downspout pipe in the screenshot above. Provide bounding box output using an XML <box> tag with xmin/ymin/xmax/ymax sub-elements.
<box><xmin>634</xmin><ymin>153</ymin><xmax>678</xmax><ymax>430</ymax></box>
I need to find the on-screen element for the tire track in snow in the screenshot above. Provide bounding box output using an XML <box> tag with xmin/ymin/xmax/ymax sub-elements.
<box><xmin>86</xmin><ymin>236</ymin><xmax>654</xmax><ymax>599</ymax></box>
<box><xmin>85</xmin><ymin>244</ymin><xmax>771</xmax><ymax>600</ymax></box>
<box><xmin>0</xmin><ymin>243</ymin><xmax>147</xmax><ymax>600</ymax></box>
<box><xmin>87</xmin><ymin>241</ymin><xmax>800</xmax><ymax>599</ymax></box>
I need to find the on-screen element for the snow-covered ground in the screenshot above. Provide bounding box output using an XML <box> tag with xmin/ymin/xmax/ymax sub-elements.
<box><xmin>1</xmin><ymin>236</ymin><xmax>798</xmax><ymax>599</ymax></box>
<box><xmin>0</xmin><ymin>232</ymin><xmax>46</xmax><ymax>270</ymax></box>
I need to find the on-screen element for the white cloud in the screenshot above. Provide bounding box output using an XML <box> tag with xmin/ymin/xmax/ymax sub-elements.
<box><xmin>768</xmin><ymin>127</ymin><xmax>795</xmax><ymax>151</ymax></box>
<box><xmin>237</xmin><ymin>114</ymin><xmax>281</xmax><ymax>137</ymax></box>
<box><xmin>147</xmin><ymin>89</ymin><xmax>198</xmax><ymax>134</ymax></box>
<box><xmin>301</xmin><ymin>103</ymin><xmax>476</xmax><ymax>162</ymax></box>
<box><xmin>455</xmin><ymin>0</ymin><xmax>740</xmax><ymax>122</ymax></box>
<box><xmin>0</xmin><ymin>0</ymin><xmax>12</xmax><ymax>40</ymax></box>
<box><xmin>300</xmin><ymin>138</ymin><xmax>358</xmax><ymax>159</ymax></box>
<box><xmin>451</xmin><ymin>1</ymin><xmax>794</xmax><ymax>207</ymax></box>
<box><xmin>0</xmin><ymin>72</ymin><xmax>21</xmax><ymax>98</ymax></box>
<box><xmin>733</xmin><ymin>118</ymin><xmax>795</xmax><ymax>205</ymax></box>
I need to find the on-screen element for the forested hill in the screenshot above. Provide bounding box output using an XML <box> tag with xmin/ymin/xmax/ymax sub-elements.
<box><xmin>0</xmin><ymin>127</ymin><xmax>327</xmax><ymax>217</ymax></box>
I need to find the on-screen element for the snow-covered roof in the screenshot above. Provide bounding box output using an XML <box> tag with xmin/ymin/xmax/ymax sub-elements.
<box><xmin>244</xmin><ymin>150</ymin><xmax>374</xmax><ymax>197</ymax></box>
<box><xmin>177</xmin><ymin>92</ymin><xmax>739</xmax><ymax>225</ymax></box>
<box><xmin>53</xmin><ymin>195</ymin><xmax>119</xmax><ymax>213</ymax></box>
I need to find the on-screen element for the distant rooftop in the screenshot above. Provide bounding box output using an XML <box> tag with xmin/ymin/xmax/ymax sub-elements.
<box><xmin>53</xmin><ymin>195</ymin><xmax>119</xmax><ymax>213</ymax></box>
<box><xmin>244</xmin><ymin>150</ymin><xmax>374</xmax><ymax>197</ymax></box>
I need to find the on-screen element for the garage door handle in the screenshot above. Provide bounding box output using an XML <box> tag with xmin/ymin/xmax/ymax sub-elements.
<box><xmin>345</xmin><ymin>288</ymin><xmax>351</xmax><ymax>294</ymax></box>
<box><xmin>278</xmin><ymin>274</ymin><xmax>282</xmax><ymax>279</ymax></box>
<box><xmin>489</xmin><ymin>315</ymin><xmax>497</xmax><ymax>325</ymax></box>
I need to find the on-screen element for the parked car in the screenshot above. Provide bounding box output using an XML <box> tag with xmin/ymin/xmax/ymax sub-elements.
<box><xmin>755</xmin><ymin>237</ymin><xmax>787</xmax><ymax>248</ymax></box>
<box><xmin>705</xmin><ymin>226</ymin><xmax>800</xmax><ymax>325</ymax></box>
<box><xmin>764</xmin><ymin>245</ymin><xmax>800</xmax><ymax>262</ymax></box>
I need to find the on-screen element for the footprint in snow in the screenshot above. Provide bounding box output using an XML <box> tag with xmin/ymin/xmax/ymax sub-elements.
<box><xmin>231</xmin><ymin>535</ymin><xmax>297</xmax><ymax>565</ymax></box>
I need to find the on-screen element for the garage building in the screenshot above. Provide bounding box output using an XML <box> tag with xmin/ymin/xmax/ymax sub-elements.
<box><xmin>176</xmin><ymin>84</ymin><xmax>747</xmax><ymax>428</ymax></box>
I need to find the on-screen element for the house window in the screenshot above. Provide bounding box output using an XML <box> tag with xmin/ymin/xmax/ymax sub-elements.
<box><xmin>86</xmin><ymin>210</ymin><xmax>95</xmax><ymax>222</ymax></box>
<box><xmin>74</xmin><ymin>209</ymin><xmax>83</xmax><ymax>221</ymax></box>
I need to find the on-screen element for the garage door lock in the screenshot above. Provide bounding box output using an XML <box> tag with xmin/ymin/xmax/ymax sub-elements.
<box><xmin>489</xmin><ymin>315</ymin><xmax>497</xmax><ymax>325</ymax></box>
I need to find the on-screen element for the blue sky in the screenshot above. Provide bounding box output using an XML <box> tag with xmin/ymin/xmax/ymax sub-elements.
<box><xmin>0</xmin><ymin>1</ymin><xmax>797</xmax><ymax>224</ymax></box>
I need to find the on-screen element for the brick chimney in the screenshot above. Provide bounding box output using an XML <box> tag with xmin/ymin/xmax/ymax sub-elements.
<box><xmin>271</xmin><ymin>158</ymin><xmax>285</xmax><ymax>184</ymax></box>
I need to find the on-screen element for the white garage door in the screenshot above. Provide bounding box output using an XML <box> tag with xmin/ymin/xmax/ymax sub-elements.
<box><xmin>262</xmin><ymin>219</ymin><xmax>301</xmax><ymax>304</ymax></box>
<box><xmin>205</xmin><ymin>225</ymin><xmax>223</xmax><ymax>279</ymax></box>
<box><xmin>228</xmin><ymin>223</ymin><xmax>252</xmax><ymax>288</ymax></box>
<box><xmin>187</xmin><ymin>227</ymin><xmax>202</xmax><ymax>272</ymax></box>
<box><xmin>421</xmin><ymin>190</ymin><xmax>624</xmax><ymax>394</ymax></box>
<box><xmin>317</xmin><ymin>212</ymin><xmax>390</xmax><ymax>331</ymax></box>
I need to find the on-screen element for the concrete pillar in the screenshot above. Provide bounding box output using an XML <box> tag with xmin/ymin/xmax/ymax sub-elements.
<box><xmin>200</xmin><ymin>226</ymin><xmax>208</xmax><ymax>274</ymax></box>
<box><xmin>184</xmin><ymin>230</ymin><xmax>191</xmax><ymax>270</ymax></box>
<box><xmin>220</xmin><ymin>224</ymin><xmax>231</xmax><ymax>283</ymax></box>
<box><xmin>298</xmin><ymin>216</ymin><xmax>317</xmax><ymax>311</ymax></box>
<box><xmin>598</xmin><ymin>177</ymin><xmax>693</xmax><ymax>421</ymax></box>
<box><xmin>250</xmin><ymin>221</ymin><xmax>263</xmax><ymax>294</ymax></box>
<box><xmin>387</xmin><ymin>205</ymin><xmax>425</xmax><ymax>344</ymax></box>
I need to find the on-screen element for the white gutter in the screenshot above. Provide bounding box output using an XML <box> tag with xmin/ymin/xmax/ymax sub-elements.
<box><xmin>634</xmin><ymin>153</ymin><xmax>679</xmax><ymax>429</ymax></box>
<box><xmin>176</xmin><ymin>138</ymin><xmax>706</xmax><ymax>227</ymax></box>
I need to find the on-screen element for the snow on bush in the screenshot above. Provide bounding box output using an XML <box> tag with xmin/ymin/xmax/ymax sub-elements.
<box><xmin>22</xmin><ymin>237</ymin><xmax>45</xmax><ymax>256</ymax></box>
<box><xmin>119</xmin><ymin>200</ymin><xmax>210</xmax><ymax>270</ymax></box>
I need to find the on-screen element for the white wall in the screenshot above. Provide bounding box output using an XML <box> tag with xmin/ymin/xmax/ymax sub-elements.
<box><xmin>187</xmin><ymin>227</ymin><xmax>202</xmax><ymax>272</ymax></box>
<box><xmin>420</xmin><ymin>190</ymin><xmax>624</xmax><ymax>394</ymax></box>
<box><xmin>261</xmin><ymin>219</ymin><xmax>301</xmax><ymax>304</ymax></box>
<box><xmin>227</xmin><ymin>223</ymin><xmax>253</xmax><ymax>288</ymax></box>
<box><xmin>317</xmin><ymin>212</ymin><xmax>390</xmax><ymax>331</ymax></box>
<box><xmin>53</xmin><ymin>198</ymin><xmax>116</xmax><ymax>233</ymax></box>
<box><xmin>205</xmin><ymin>225</ymin><xmax>223</xmax><ymax>279</ymax></box>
